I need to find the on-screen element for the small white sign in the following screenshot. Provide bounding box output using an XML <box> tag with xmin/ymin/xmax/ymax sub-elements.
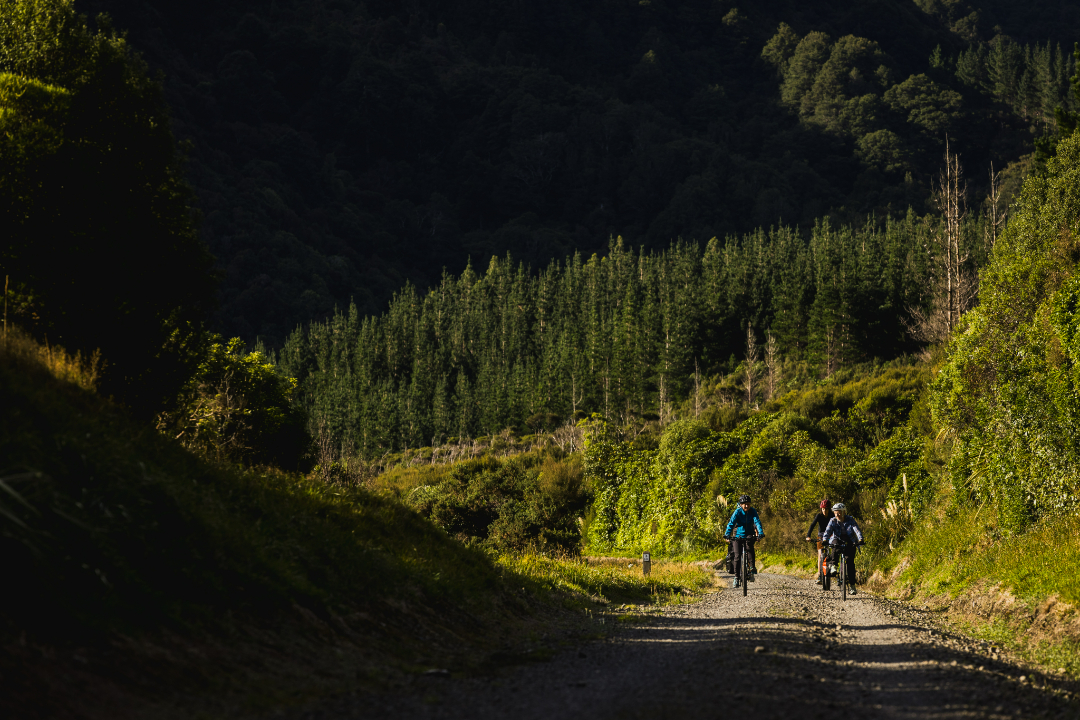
<box><xmin>642</xmin><ymin>552</ymin><xmax>651</xmax><ymax>562</ymax></box>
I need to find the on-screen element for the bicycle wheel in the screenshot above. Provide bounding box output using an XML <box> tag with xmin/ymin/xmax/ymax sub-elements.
<box><xmin>840</xmin><ymin>553</ymin><xmax>847</xmax><ymax>601</ymax></box>
<box><xmin>741</xmin><ymin>546</ymin><xmax>748</xmax><ymax>596</ymax></box>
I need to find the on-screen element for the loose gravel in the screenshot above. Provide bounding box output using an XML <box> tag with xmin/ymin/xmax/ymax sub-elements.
<box><xmin>288</xmin><ymin>573</ymin><xmax>1079</xmax><ymax>720</ymax></box>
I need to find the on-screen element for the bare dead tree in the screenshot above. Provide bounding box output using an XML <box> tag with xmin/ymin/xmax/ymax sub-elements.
<box><xmin>744</xmin><ymin>323</ymin><xmax>760</xmax><ymax>407</ymax></box>
<box><xmin>938</xmin><ymin>138</ymin><xmax>968</xmax><ymax>336</ymax></box>
<box><xmin>908</xmin><ymin>139</ymin><xmax>977</xmax><ymax>344</ymax></box>
<box><xmin>658</xmin><ymin>374</ymin><xmax>670</xmax><ymax>425</ymax></box>
<box><xmin>986</xmin><ymin>161</ymin><xmax>1007</xmax><ymax>249</ymax></box>
<box><xmin>570</xmin><ymin>374</ymin><xmax>583</xmax><ymax>417</ymax></box>
<box><xmin>764</xmin><ymin>331</ymin><xmax>781</xmax><ymax>401</ymax></box>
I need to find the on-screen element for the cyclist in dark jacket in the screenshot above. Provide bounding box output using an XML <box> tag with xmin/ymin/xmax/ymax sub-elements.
<box><xmin>805</xmin><ymin>498</ymin><xmax>831</xmax><ymax>585</ymax></box>
<box><xmin>822</xmin><ymin>503</ymin><xmax>864</xmax><ymax>593</ymax></box>
<box><xmin>725</xmin><ymin>495</ymin><xmax>765</xmax><ymax>588</ymax></box>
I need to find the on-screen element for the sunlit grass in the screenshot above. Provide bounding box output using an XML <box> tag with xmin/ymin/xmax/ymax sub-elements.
<box><xmin>498</xmin><ymin>554</ymin><xmax>714</xmax><ymax>609</ymax></box>
<box><xmin>2</xmin><ymin>327</ymin><xmax>102</xmax><ymax>391</ymax></box>
<box><xmin>758</xmin><ymin>550</ymin><xmax>816</xmax><ymax>576</ymax></box>
<box><xmin>890</xmin><ymin>508</ymin><xmax>1080</xmax><ymax>606</ymax></box>
<box><xmin>879</xmin><ymin>506</ymin><xmax>1080</xmax><ymax>678</ymax></box>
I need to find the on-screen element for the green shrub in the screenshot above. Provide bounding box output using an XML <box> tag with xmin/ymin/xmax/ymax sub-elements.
<box><xmin>406</xmin><ymin>454</ymin><xmax>587</xmax><ymax>555</ymax></box>
<box><xmin>158</xmin><ymin>337</ymin><xmax>310</xmax><ymax>469</ymax></box>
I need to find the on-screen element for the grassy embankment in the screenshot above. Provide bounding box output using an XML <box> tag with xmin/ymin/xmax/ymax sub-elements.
<box><xmin>868</xmin><ymin>498</ymin><xmax>1080</xmax><ymax>676</ymax></box>
<box><xmin>0</xmin><ymin>329</ymin><xmax>712</xmax><ymax>719</ymax></box>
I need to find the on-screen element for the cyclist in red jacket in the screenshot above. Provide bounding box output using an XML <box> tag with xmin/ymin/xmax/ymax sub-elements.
<box><xmin>805</xmin><ymin>498</ymin><xmax>831</xmax><ymax>584</ymax></box>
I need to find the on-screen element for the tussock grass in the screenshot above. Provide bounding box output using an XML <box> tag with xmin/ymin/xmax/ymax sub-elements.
<box><xmin>0</xmin><ymin>331</ymin><xmax>498</xmax><ymax>639</ymax></box>
<box><xmin>1</xmin><ymin>327</ymin><xmax>102</xmax><ymax>390</ymax></box>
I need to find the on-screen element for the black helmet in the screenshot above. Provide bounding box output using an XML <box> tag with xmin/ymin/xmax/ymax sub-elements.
<box><xmin>738</xmin><ymin>494</ymin><xmax>751</xmax><ymax>504</ymax></box>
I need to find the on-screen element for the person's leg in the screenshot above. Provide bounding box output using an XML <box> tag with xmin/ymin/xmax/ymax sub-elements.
<box><xmin>732</xmin><ymin>538</ymin><xmax>744</xmax><ymax>580</ymax></box>
<box><xmin>846</xmin><ymin>549</ymin><xmax>857</xmax><ymax>586</ymax></box>
<box><xmin>747</xmin><ymin>538</ymin><xmax>757</xmax><ymax>574</ymax></box>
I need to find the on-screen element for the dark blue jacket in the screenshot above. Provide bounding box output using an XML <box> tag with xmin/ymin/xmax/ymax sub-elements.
<box><xmin>725</xmin><ymin>506</ymin><xmax>764</xmax><ymax>538</ymax></box>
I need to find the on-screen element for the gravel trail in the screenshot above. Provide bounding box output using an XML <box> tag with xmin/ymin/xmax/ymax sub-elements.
<box><xmin>292</xmin><ymin>573</ymin><xmax>1078</xmax><ymax>720</ymax></box>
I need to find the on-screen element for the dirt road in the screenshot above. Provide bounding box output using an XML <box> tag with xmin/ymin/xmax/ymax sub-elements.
<box><xmin>292</xmin><ymin>573</ymin><xmax>1078</xmax><ymax>720</ymax></box>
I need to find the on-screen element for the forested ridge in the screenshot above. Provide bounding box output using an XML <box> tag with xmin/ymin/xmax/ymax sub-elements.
<box><xmin>279</xmin><ymin>214</ymin><xmax>988</xmax><ymax>454</ymax></box>
<box><xmin>69</xmin><ymin>0</ymin><xmax>1080</xmax><ymax>346</ymax></box>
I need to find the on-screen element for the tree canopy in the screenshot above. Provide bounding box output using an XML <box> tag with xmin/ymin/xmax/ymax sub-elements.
<box><xmin>0</xmin><ymin>0</ymin><xmax>215</xmax><ymax>413</ymax></box>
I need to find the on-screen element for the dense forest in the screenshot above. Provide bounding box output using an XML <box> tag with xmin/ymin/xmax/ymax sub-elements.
<box><xmin>65</xmin><ymin>0</ymin><xmax>1080</xmax><ymax>347</ymax></box>
<box><xmin>277</xmin><ymin>212</ymin><xmax>989</xmax><ymax>454</ymax></box>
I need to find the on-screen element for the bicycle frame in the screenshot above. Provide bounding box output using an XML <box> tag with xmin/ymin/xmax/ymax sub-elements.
<box><xmin>829</xmin><ymin>541</ymin><xmax>855</xmax><ymax>601</ymax></box>
<box><xmin>725</xmin><ymin>535</ymin><xmax>757</xmax><ymax>596</ymax></box>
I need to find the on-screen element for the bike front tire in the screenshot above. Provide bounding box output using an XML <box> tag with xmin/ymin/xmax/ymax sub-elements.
<box><xmin>840</xmin><ymin>555</ymin><xmax>847</xmax><ymax>601</ymax></box>
<box><xmin>741</xmin><ymin>547</ymin><xmax>748</xmax><ymax>596</ymax></box>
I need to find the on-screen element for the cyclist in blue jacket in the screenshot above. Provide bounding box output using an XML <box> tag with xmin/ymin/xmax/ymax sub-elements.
<box><xmin>725</xmin><ymin>494</ymin><xmax>764</xmax><ymax>588</ymax></box>
<box><xmin>822</xmin><ymin>503</ymin><xmax>864</xmax><ymax>594</ymax></box>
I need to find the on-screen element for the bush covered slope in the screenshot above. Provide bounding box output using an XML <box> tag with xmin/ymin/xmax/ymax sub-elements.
<box><xmin>933</xmin><ymin>131</ymin><xmax>1080</xmax><ymax>530</ymax></box>
<box><xmin>0</xmin><ymin>332</ymin><xmax>506</xmax><ymax>642</ymax></box>
<box><xmin>581</xmin><ymin>361</ymin><xmax>933</xmax><ymax>555</ymax></box>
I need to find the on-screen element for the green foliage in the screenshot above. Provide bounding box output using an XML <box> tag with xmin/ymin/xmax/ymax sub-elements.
<box><xmin>497</xmin><ymin>554</ymin><xmax>713</xmax><ymax>609</ymax></box>
<box><xmin>159</xmin><ymin>337</ymin><xmax>309</xmax><ymax>469</ymax></box>
<box><xmin>583</xmin><ymin>362</ymin><xmax>933</xmax><ymax>555</ymax></box>
<box><xmin>0</xmin><ymin>0</ymin><xmax>215</xmax><ymax>414</ymax></box>
<box><xmin>932</xmin><ymin>130</ymin><xmax>1080</xmax><ymax>532</ymax></box>
<box><xmin>406</xmin><ymin>454</ymin><xmax>587</xmax><ymax>555</ymax></box>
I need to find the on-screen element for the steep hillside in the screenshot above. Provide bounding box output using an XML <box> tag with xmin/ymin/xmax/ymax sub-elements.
<box><xmin>76</xmin><ymin>0</ymin><xmax>1072</xmax><ymax>345</ymax></box>
<box><xmin>0</xmin><ymin>331</ymin><xmax>514</xmax><ymax>716</ymax></box>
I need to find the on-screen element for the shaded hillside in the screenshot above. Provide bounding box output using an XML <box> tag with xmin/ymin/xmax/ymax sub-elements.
<box><xmin>76</xmin><ymin>0</ymin><xmax>1072</xmax><ymax>345</ymax></box>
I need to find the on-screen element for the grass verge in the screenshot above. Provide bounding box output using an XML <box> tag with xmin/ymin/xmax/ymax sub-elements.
<box><xmin>868</xmin><ymin>505</ymin><xmax>1080</xmax><ymax>679</ymax></box>
<box><xmin>500</xmin><ymin>555</ymin><xmax>715</xmax><ymax>609</ymax></box>
<box><xmin>758</xmin><ymin>550</ymin><xmax>817</xmax><ymax>578</ymax></box>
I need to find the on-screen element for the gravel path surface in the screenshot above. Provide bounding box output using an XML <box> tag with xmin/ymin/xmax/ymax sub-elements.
<box><xmin>290</xmin><ymin>573</ymin><xmax>1078</xmax><ymax>720</ymax></box>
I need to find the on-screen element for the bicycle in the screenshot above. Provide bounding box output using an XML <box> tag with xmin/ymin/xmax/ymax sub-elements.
<box><xmin>805</xmin><ymin>537</ymin><xmax>825</xmax><ymax>588</ymax></box>
<box><xmin>723</xmin><ymin>535</ymin><xmax>760</xmax><ymax>596</ymax></box>
<box><xmin>825</xmin><ymin>540</ymin><xmax>857</xmax><ymax>601</ymax></box>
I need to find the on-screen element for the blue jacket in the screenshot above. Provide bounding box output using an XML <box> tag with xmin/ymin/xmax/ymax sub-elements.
<box><xmin>725</xmin><ymin>506</ymin><xmax>764</xmax><ymax>538</ymax></box>
<box><xmin>823</xmin><ymin>515</ymin><xmax>864</xmax><ymax>546</ymax></box>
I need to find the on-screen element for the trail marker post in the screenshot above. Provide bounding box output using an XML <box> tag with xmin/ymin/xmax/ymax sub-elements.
<box><xmin>642</xmin><ymin>552</ymin><xmax>651</xmax><ymax>576</ymax></box>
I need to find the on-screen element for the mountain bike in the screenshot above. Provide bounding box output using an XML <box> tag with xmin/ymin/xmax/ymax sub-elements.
<box><xmin>827</xmin><ymin>541</ymin><xmax>857</xmax><ymax>601</ymax></box>
<box><xmin>805</xmin><ymin>537</ymin><xmax>825</xmax><ymax>589</ymax></box>
<box><xmin>724</xmin><ymin>536</ymin><xmax>759</xmax><ymax>596</ymax></box>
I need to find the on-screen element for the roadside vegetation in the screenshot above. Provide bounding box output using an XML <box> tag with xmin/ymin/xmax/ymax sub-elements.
<box><xmin>6</xmin><ymin>0</ymin><xmax>1080</xmax><ymax>715</ymax></box>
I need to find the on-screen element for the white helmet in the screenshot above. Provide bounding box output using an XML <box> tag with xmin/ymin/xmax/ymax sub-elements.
<box><xmin>831</xmin><ymin>503</ymin><xmax>846</xmax><ymax>512</ymax></box>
